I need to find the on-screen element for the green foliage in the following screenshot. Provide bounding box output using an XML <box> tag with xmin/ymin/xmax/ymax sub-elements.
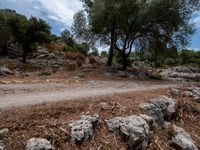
<box><xmin>75</xmin><ymin>42</ymin><xmax>90</xmax><ymax>56</ymax></box>
<box><xmin>154</xmin><ymin>61</ymin><xmax>162</xmax><ymax>68</ymax></box>
<box><xmin>0</xmin><ymin>9</ymin><xmax>51</xmax><ymax>62</ymax></box>
<box><xmin>80</xmin><ymin>0</ymin><xmax>199</xmax><ymax>70</ymax></box>
<box><xmin>159</xmin><ymin>49</ymin><xmax>200</xmax><ymax>68</ymax></box>
<box><xmin>100</xmin><ymin>51</ymin><xmax>108</xmax><ymax>57</ymax></box>
<box><xmin>89</xmin><ymin>50</ymin><xmax>99</xmax><ymax>56</ymax></box>
<box><xmin>0</xmin><ymin>10</ymin><xmax>16</xmax><ymax>55</ymax></box>
<box><xmin>63</xmin><ymin>45</ymin><xmax>75</xmax><ymax>52</ymax></box>
<box><xmin>50</xmin><ymin>34</ymin><xmax>59</xmax><ymax>42</ymax></box>
<box><xmin>164</xmin><ymin>58</ymin><xmax>175</xmax><ymax>66</ymax></box>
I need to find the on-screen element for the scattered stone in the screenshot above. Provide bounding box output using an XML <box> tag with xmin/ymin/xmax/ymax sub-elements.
<box><xmin>99</xmin><ymin>102</ymin><xmax>110</xmax><ymax>110</ymax></box>
<box><xmin>0</xmin><ymin>142</ymin><xmax>6</xmax><ymax>150</ymax></box>
<box><xmin>48</xmin><ymin>53</ymin><xmax>56</xmax><ymax>60</ymax></box>
<box><xmin>116</xmin><ymin>71</ymin><xmax>128</xmax><ymax>78</ymax></box>
<box><xmin>69</xmin><ymin>114</ymin><xmax>99</xmax><ymax>145</ymax></box>
<box><xmin>80</xmin><ymin>114</ymin><xmax>99</xmax><ymax>125</ymax></box>
<box><xmin>171</xmin><ymin>126</ymin><xmax>198</xmax><ymax>150</ymax></box>
<box><xmin>171</xmin><ymin>88</ymin><xmax>180</xmax><ymax>96</ymax></box>
<box><xmin>164</xmin><ymin>122</ymin><xmax>172</xmax><ymax>129</ymax></box>
<box><xmin>25</xmin><ymin>138</ymin><xmax>52</xmax><ymax>150</ymax></box>
<box><xmin>0</xmin><ymin>67</ymin><xmax>14</xmax><ymax>75</ymax></box>
<box><xmin>140</xmin><ymin>96</ymin><xmax>178</xmax><ymax>128</ymax></box>
<box><xmin>37</xmin><ymin>54</ymin><xmax>48</xmax><ymax>59</ymax></box>
<box><xmin>76</xmin><ymin>73</ymin><xmax>86</xmax><ymax>79</ymax></box>
<box><xmin>105</xmin><ymin>115</ymin><xmax>149</xmax><ymax>149</ymax></box>
<box><xmin>0</xmin><ymin>129</ymin><xmax>9</xmax><ymax>138</ymax></box>
<box><xmin>184</xmin><ymin>91</ymin><xmax>193</xmax><ymax>97</ymax></box>
<box><xmin>193</xmin><ymin>96</ymin><xmax>200</xmax><ymax>103</ymax></box>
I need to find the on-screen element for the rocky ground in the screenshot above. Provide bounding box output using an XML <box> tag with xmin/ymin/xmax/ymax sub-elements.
<box><xmin>1</xmin><ymin>47</ymin><xmax>200</xmax><ymax>150</ymax></box>
<box><xmin>1</xmin><ymin>46</ymin><xmax>200</xmax><ymax>83</ymax></box>
<box><xmin>0</xmin><ymin>87</ymin><xmax>200</xmax><ymax>150</ymax></box>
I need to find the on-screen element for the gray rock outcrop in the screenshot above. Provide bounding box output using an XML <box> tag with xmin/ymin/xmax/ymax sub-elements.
<box><xmin>171</xmin><ymin>126</ymin><xmax>198</xmax><ymax>150</ymax></box>
<box><xmin>159</xmin><ymin>66</ymin><xmax>200</xmax><ymax>82</ymax></box>
<box><xmin>105</xmin><ymin>115</ymin><xmax>149</xmax><ymax>149</ymax></box>
<box><xmin>140</xmin><ymin>96</ymin><xmax>178</xmax><ymax>128</ymax></box>
<box><xmin>69</xmin><ymin>114</ymin><xmax>99</xmax><ymax>145</ymax></box>
<box><xmin>0</xmin><ymin>67</ymin><xmax>13</xmax><ymax>75</ymax></box>
<box><xmin>25</xmin><ymin>138</ymin><xmax>52</xmax><ymax>150</ymax></box>
<box><xmin>0</xmin><ymin>141</ymin><xmax>6</xmax><ymax>150</ymax></box>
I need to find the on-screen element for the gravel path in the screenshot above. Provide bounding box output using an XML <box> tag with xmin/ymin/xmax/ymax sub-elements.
<box><xmin>0</xmin><ymin>81</ymin><xmax>181</xmax><ymax>108</ymax></box>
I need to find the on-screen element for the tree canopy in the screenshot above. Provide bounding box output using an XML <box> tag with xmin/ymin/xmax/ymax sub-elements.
<box><xmin>79</xmin><ymin>0</ymin><xmax>200</xmax><ymax>70</ymax></box>
<box><xmin>0</xmin><ymin>9</ymin><xmax>51</xmax><ymax>62</ymax></box>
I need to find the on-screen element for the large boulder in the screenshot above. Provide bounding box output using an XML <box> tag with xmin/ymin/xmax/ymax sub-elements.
<box><xmin>171</xmin><ymin>126</ymin><xmax>198</xmax><ymax>150</ymax></box>
<box><xmin>140</xmin><ymin>96</ymin><xmax>178</xmax><ymax>128</ymax></box>
<box><xmin>69</xmin><ymin>114</ymin><xmax>99</xmax><ymax>145</ymax></box>
<box><xmin>105</xmin><ymin>115</ymin><xmax>149</xmax><ymax>149</ymax></box>
<box><xmin>25</xmin><ymin>138</ymin><xmax>52</xmax><ymax>150</ymax></box>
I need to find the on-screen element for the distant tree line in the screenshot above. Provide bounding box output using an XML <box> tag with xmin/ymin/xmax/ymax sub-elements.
<box><xmin>0</xmin><ymin>9</ymin><xmax>98</xmax><ymax>63</ymax></box>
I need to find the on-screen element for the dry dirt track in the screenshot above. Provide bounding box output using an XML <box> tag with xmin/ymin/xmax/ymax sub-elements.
<box><xmin>0</xmin><ymin>80</ymin><xmax>185</xmax><ymax>108</ymax></box>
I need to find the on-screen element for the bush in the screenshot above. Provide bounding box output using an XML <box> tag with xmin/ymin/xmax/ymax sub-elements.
<box><xmin>164</xmin><ymin>58</ymin><xmax>175</xmax><ymax>66</ymax></box>
<box><xmin>174</xmin><ymin>58</ymin><xmax>182</xmax><ymax>65</ymax></box>
<box><xmin>154</xmin><ymin>61</ymin><xmax>162</xmax><ymax>68</ymax></box>
<box><xmin>63</xmin><ymin>45</ymin><xmax>75</xmax><ymax>52</ymax></box>
<box><xmin>100</xmin><ymin>51</ymin><xmax>108</xmax><ymax>57</ymax></box>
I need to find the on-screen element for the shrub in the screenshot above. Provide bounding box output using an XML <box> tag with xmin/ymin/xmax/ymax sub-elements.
<box><xmin>154</xmin><ymin>61</ymin><xmax>162</xmax><ymax>68</ymax></box>
<box><xmin>174</xmin><ymin>58</ymin><xmax>182</xmax><ymax>65</ymax></box>
<box><xmin>63</xmin><ymin>45</ymin><xmax>75</xmax><ymax>52</ymax></box>
<box><xmin>100</xmin><ymin>51</ymin><xmax>108</xmax><ymax>57</ymax></box>
<box><xmin>164</xmin><ymin>58</ymin><xmax>175</xmax><ymax>66</ymax></box>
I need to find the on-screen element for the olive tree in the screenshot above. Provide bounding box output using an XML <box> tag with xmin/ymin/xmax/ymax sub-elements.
<box><xmin>81</xmin><ymin>0</ymin><xmax>199</xmax><ymax>70</ymax></box>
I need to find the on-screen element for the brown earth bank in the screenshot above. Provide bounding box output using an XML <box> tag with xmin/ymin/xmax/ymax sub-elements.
<box><xmin>0</xmin><ymin>88</ymin><xmax>200</xmax><ymax>150</ymax></box>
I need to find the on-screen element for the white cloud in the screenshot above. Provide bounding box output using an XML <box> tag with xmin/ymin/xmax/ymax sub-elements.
<box><xmin>193</xmin><ymin>16</ymin><xmax>200</xmax><ymax>28</ymax></box>
<box><xmin>0</xmin><ymin>0</ymin><xmax>83</xmax><ymax>33</ymax></box>
<box><xmin>33</xmin><ymin>0</ymin><xmax>82</xmax><ymax>26</ymax></box>
<box><xmin>192</xmin><ymin>11</ymin><xmax>200</xmax><ymax>28</ymax></box>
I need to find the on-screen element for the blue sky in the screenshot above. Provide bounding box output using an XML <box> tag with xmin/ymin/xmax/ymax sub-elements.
<box><xmin>0</xmin><ymin>0</ymin><xmax>200</xmax><ymax>50</ymax></box>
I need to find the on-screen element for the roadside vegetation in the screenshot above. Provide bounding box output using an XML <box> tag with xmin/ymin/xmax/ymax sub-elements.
<box><xmin>0</xmin><ymin>0</ymin><xmax>200</xmax><ymax>71</ymax></box>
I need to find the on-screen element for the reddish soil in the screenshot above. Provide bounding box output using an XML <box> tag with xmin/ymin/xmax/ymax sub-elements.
<box><xmin>0</xmin><ymin>88</ymin><xmax>200</xmax><ymax>150</ymax></box>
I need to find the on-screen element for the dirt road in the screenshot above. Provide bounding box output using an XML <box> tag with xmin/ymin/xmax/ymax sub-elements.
<box><xmin>0</xmin><ymin>80</ymin><xmax>183</xmax><ymax>108</ymax></box>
